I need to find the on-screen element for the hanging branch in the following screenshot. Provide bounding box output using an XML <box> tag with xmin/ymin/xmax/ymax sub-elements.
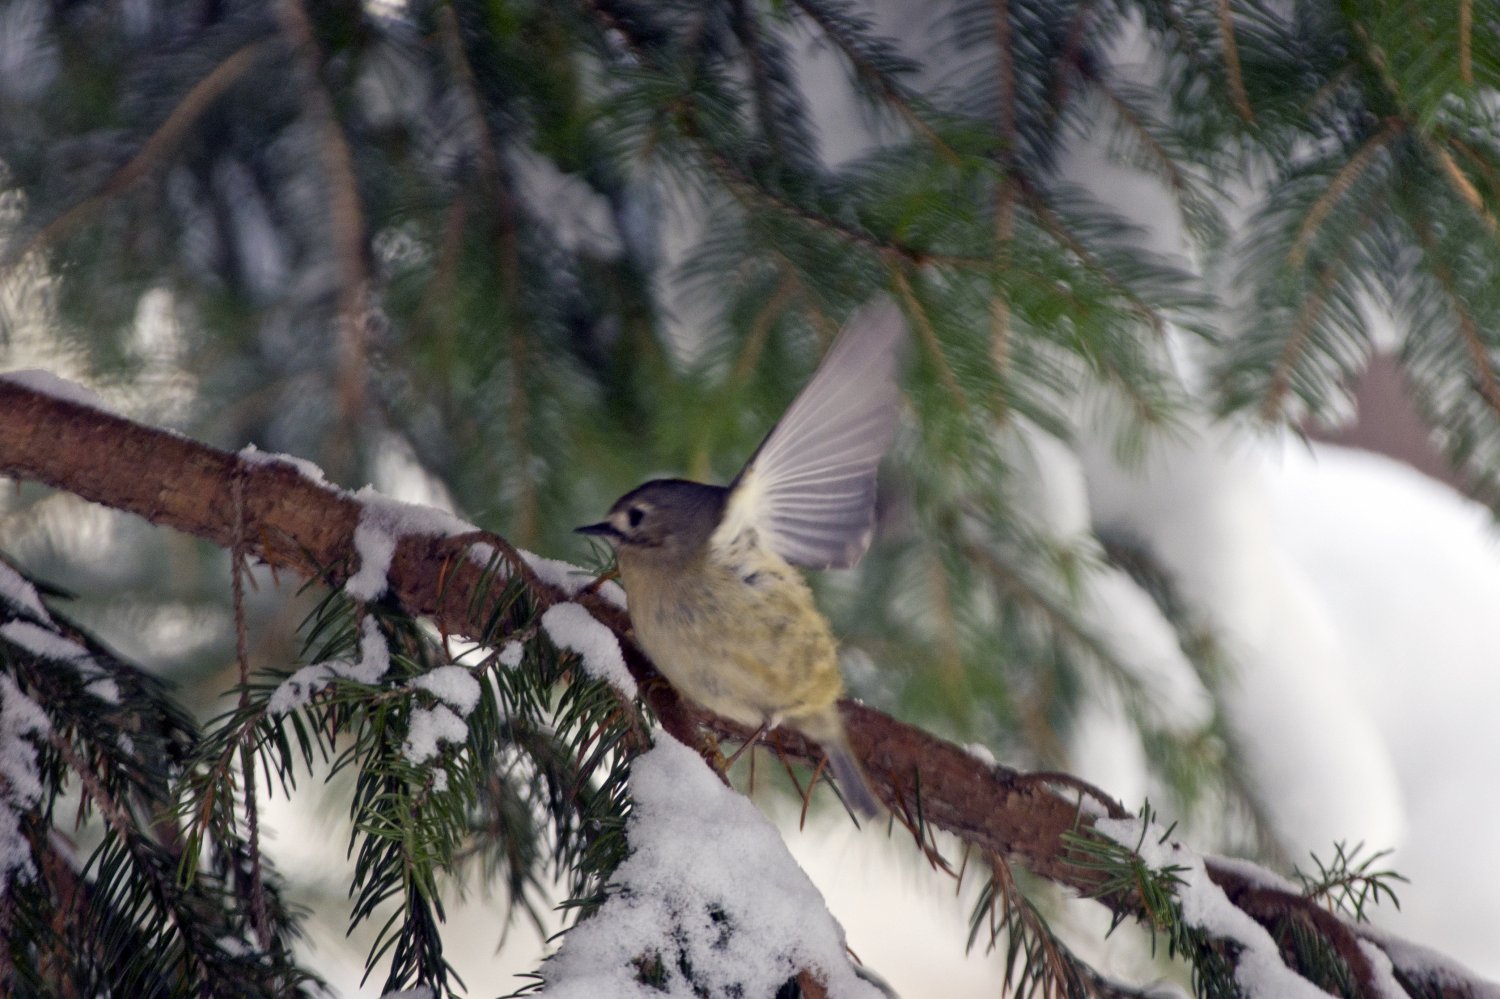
<box><xmin>1</xmin><ymin>39</ymin><xmax>272</xmax><ymax>272</ymax></box>
<box><xmin>581</xmin><ymin>0</ymin><xmax>985</xmax><ymax>271</ymax></box>
<box><xmin>275</xmin><ymin>0</ymin><xmax>375</xmax><ymax>462</ymax></box>
<box><xmin>230</xmin><ymin>470</ymin><xmax>273</xmax><ymax>950</ymax></box>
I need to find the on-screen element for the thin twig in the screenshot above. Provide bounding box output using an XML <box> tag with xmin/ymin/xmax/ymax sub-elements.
<box><xmin>729</xmin><ymin>0</ymin><xmax>797</xmax><ymax>166</ymax></box>
<box><xmin>1258</xmin><ymin>256</ymin><xmax>1347</xmax><ymax>422</ymax></box>
<box><xmin>1412</xmin><ymin>222</ymin><xmax>1500</xmax><ymax>421</ymax></box>
<box><xmin>1459</xmin><ymin>0</ymin><xmax>1473</xmax><ymax>87</ymax></box>
<box><xmin>1015</xmin><ymin>175</ymin><xmax>1165</xmax><ymax>337</ymax></box>
<box><xmin>1288</xmin><ymin>119</ymin><xmax>1404</xmax><ymax>270</ymax></box>
<box><xmin>700</xmin><ymin>140</ymin><xmax>980</xmax><ymax>268</ymax></box>
<box><xmin>48</xmin><ymin>730</ymin><xmax>133</xmax><ymax>840</ymax></box>
<box><xmin>787</xmin><ymin>0</ymin><xmax>961</xmax><ymax>163</ymax></box>
<box><xmin>1215</xmin><ymin>0</ymin><xmax>1254</xmax><ymax>122</ymax></box>
<box><xmin>992</xmin><ymin>0</ymin><xmax>1019</xmax><ymax>389</ymax></box>
<box><xmin>889</xmin><ymin>266</ymin><xmax>969</xmax><ymax>409</ymax></box>
<box><xmin>1094</xmin><ymin>82</ymin><xmax>1193</xmax><ymax>202</ymax></box>
<box><xmin>729</xmin><ymin>270</ymin><xmax>799</xmax><ymax>386</ymax></box>
<box><xmin>275</xmin><ymin>0</ymin><xmax>373</xmax><ymax>458</ymax></box>
<box><xmin>926</xmin><ymin>548</ymin><xmax>966</xmax><ymax>697</ymax></box>
<box><xmin>1426</xmin><ymin>138</ymin><xmax>1498</xmax><ymax>234</ymax></box>
<box><xmin>1349</xmin><ymin>22</ymin><xmax>1493</xmax><ymax>234</ymax></box>
<box><xmin>1048</xmin><ymin>0</ymin><xmax>1096</xmax><ymax>114</ymax></box>
<box><xmin>690</xmin><ymin>271</ymin><xmax>799</xmax><ymax>479</ymax></box>
<box><xmin>231</xmin><ymin>469</ymin><xmax>273</xmax><ymax>949</ymax></box>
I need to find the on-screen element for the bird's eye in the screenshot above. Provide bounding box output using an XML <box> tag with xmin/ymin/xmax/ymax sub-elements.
<box><xmin>627</xmin><ymin>506</ymin><xmax>645</xmax><ymax>528</ymax></box>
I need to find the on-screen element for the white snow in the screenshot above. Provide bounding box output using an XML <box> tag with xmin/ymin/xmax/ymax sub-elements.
<box><xmin>343</xmin><ymin>486</ymin><xmax>483</xmax><ymax>602</ymax></box>
<box><xmin>354</xmin><ymin>486</ymin><xmax>477</xmax><ymax>539</ymax></box>
<box><xmin>0</xmin><ymin>620</ymin><xmax>119</xmax><ymax>704</ymax></box>
<box><xmin>1263</xmin><ymin>443</ymin><xmax>1500</xmax><ymax>976</ymax></box>
<box><xmin>344</xmin><ymin>615</ymin><xmax>392</xmax><ymax>684</ymax></box>
<box><xmin>267</xmin><ymin>663</ymin><xmax>337</xmax><ymax>717</ymax></box>
<box><xmin>537</xmin><ymin>735</ymin><xmax>882</xmax><ymax>999</ymax></box>
<box><xmin>0</xmin><ymin>619</ymin><xmax>90</xmax><ymax>665</ymax></box>
<box><xmin>964</xmin><ymin>742</ymin><xmax>996</xmax><ymax>767</ymax></box>
<box><xmin>84</xmin><ymin>676</ymin><xmax>121</xmax><ymax>705</ymax></box>
<box><xmin>520</xmin><ymin>550</ymin><xmax>596</xmax><ymax>596</ymax></box>
<box><xmin>1076</xmin><ymin>567</ymin><xmax>1213</xmax><ymax>732</ymax></box>
<box><xmin>1356</xmin><ymin>924</ymin><xmax>1500</xmax><ymax>999</ymax></box>
<box><xmin>1095</xmin><ymin>817</ymin><xmax>1331</xmax><ymax>999</ymax></box>
<box><xmin>1204</xmin><ymin>854</ymin><xmax>1301</xmax><ymax>895</ymax></box>
<box><xmin>404</xmin><ymin>657</ymin><xmax>486</xmax><ymax>765</ymax></box>
<box><xmin>1358</xmin><ymin>940</ymin><xmax>1415</xmax><ymax>999</ymax></box>
<box><xmin>346</xmin><ymin>517</ymin><xmax>398</xmax><ymax>602</ymax></box>
<box><xmin>0</xmin><ymin>674</ymin><xmax>50</xmax><ymax>885</ymax></box>
<box><xmin>0</xmin><ymin>368</ymin><xmax>111</xmax><ymax>412</ymax></box>
<box><xmin>403</xmin><ymin>703</ymin><xmax>468</xmax><ymax>765</ymax></box>
<box><xmin>413</xmin><ymin>665</ymin><xmax>481</xmax><ymax>716</ymax></box>
<box><xmin>540</xmin><ymin>602</ymin><xmax>636</xmax><ymax>699</ymax></box>
<box><xmin>1079</xmin><ymin>421</ymin><xmax>1407</xmax><ymax>857</ymax></box>
<box><xmin>238</xmin><ymin>443</ymin><xmax>328</xmax><ymax>484</ymax></box>
<box><xmin>498</xmin><ymin>641</ymin><xmax>524</xmax><ymax>668</ymax></box>
<box><xmin>522</xmin><ymin>550</ymin><xmax>628</xmax><ymax>609</ymax></box>
<box><xmin>0</xmin><ymin>560</ymin><xmax>52</xmax><ymax>623</ymax></box>
<box><xmin>267</xmin><ymin>615</ymin><xmax>391</xmax><ymax>714</ymax></box>
<box><xmin>1000</xmin><ymin>420</ymin><xmax>1214</xmax><ymax>808</ymax></box>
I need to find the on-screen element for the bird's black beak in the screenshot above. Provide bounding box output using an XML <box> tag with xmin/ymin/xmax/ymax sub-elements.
<box><xmin>575</xmin><ymin>521</ymin><xmax>621</xmax><ymax>540</ymax></box>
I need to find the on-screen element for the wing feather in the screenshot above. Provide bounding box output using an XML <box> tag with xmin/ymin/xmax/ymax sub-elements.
<box><xmin>717</xmin><ymin>300</ymin><xmax>905</xmax><ymax>569</ymax></box>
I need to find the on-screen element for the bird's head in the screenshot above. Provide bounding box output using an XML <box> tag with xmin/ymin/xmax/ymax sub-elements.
<box><xmin>576</xmin><ymin>479</ymin><xmax>727</xmax><ymax>565</ymax></box>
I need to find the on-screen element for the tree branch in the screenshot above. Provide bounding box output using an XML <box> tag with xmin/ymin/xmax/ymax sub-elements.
<box><xmin>0</xmin><ymin>379</ymin><xmax>1492</xmax><ymax>998</ymax></box>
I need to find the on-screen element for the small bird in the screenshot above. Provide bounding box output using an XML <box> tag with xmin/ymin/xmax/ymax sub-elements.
<box><xmin>577</xmin><ymin>302</ymin><xmax>904</xmax><ymax>818</ymax></box>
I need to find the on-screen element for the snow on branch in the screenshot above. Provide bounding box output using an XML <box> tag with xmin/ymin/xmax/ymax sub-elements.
<box><xmin>537</xmin><ymin>735</ymin><xmax>880</xmax><ymax>998</ymax></box>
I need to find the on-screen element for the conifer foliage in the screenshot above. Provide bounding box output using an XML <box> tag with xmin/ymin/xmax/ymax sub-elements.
<box><xmin>1</xmin><ymin>0</ymin><xmax>1497</xmax><ymax>996</ymax></box>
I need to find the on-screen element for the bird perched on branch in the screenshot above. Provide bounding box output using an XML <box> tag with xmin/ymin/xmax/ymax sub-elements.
<box><xmin>578</xmin><ymin>302</ymin><xmax>905</xmax><ymax>818</ymax></box>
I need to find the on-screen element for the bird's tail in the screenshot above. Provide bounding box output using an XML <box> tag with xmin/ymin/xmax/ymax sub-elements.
<box><xmin>798</xmin><ymin>710</ymin><xmax>881</xmax><ymax>820</ymax></box>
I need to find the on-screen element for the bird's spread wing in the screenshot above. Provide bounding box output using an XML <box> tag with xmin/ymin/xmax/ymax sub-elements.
<box><xmin>716</xmin><ymin>300</ymin><xmax>905</xmax><ymax>570</ymax></box>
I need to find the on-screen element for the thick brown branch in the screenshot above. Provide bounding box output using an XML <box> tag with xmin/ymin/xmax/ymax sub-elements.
<box><xmin>0</xmin><ymin>380</ymin><xmax>1492</xmax><ymax>997</ymax></box>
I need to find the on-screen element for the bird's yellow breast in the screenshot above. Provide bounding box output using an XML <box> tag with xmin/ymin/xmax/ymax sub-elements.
<box><xmin>618</xmin><ymin>530</ymin><xmax>843</xmax><ymax>727</ymax></box>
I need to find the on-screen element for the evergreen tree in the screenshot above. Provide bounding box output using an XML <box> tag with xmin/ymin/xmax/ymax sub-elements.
<box><xmin>0</xmin><ymin>0</ymin><xmax>1496</xmax><ymax>995</ymax></box>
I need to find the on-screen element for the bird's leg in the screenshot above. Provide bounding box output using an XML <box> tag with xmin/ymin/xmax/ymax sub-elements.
<box><xmin>766</xmin><ymin>729</ymin><xmax>817</xmax><ymax>828</ymax></box>
<box><xmin>723</xmin><ymin>718</ymin><xmax>771</xmax><ymax>769</ymax></box>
